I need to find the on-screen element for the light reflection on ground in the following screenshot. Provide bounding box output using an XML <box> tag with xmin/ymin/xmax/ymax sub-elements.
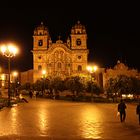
<box><xmin>10</xmin><ymin>107</ymin><xmax>18</xmax><ymax>134</ymax></box>
<box><xmin>37</xmin><ymin>105</ymin><xmax>49</xmax><ymax>136</ymax></box>
<box><xmin>0</xmin><ymin>99</ymin><xmax>140</xmax><ymax>140</ymax></box>
<box><xmin>80</xmin><ymin>106</ymin><xmax>103</xmax><ymax>139</ymax></box>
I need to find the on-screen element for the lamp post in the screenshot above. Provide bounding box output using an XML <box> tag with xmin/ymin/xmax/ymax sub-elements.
<box><xmin>0</xmin><ymin>43</ymin><xmax>18</xmax><ymax>106</ymax></box>
<box><xmin>12</xmin><ymin>71</ymin><xmax>18</xmax><ymax>97</ymax></box>
<box><xmin>87</xmin><ymin>65</ymin><xmax>98</xmax><ymax>82</ymax></box>
<box><xmin>87</xmin><ymin>65</ymin><xmax>98</xmax><ymax>101</ymax></box>
<box><xmin>87</xmin><ymin>66</ymin><xmax>93</xmax><ymax>81</ymax></box>
<box><xmin>42</xmin><ymin>70</ymin><xmax>46</xmax><ymax>94</ymax></box>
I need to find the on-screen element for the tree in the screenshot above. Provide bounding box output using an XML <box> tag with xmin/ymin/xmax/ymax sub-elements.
<box><xmin>86</xmin><ymin>81</ymin><xmax>103</xmax><ymax>95</ymax></box>
<box><xmin>50</xmin><ymin>77</ymin><xmax>65</xmax><ymax>93</ymax></box>
<box><xmin>105</xmin><ymin>75</ymin><xmax>140</xmax><ymax>100</ymax></box>
<box><xmin>65</xmin><ymin>76</ymin><xmax>85</xmax><ymax>96</ymax></box>
<box><xmin>131</xmin><ymin>77</ymin><xmax>140</xmax><ymax>96</ymax></box>
<box><xmin>19</xmin><ymin>82</ymin><xmax>31</xmax><ymax>91</ymax></box>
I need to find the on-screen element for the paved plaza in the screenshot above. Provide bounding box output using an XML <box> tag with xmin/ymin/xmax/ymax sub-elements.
<box><xmin>0</xmin><ymin>98</ymin><xmax>140</xmax><ymax>140</ymax></box>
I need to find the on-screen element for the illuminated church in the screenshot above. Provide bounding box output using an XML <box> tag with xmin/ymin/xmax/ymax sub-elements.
<box><xmin>32</xmin><ymin>21</ymin><xmax>89</xmax><ymax>82</ymax></box>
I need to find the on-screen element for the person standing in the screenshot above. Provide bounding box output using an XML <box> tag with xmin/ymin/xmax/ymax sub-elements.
<box><xmin>29</xmin><ymin>90</ymin><xmax>33</xmax><ymax>98</ymax></box>
<box><xmin>136</xmin><ymin>102</ymin><xmax>140</xmax><ymax>125</ymax></box>
<box><xmin>118</xmin><ymin>99</ymin><xmax>127</xmax><ymax>122</ymax></box>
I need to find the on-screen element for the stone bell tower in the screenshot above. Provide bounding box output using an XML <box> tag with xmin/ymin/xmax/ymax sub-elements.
<box><xmin>70</xmin><ymin>21</ymin><xmax>89</xmax><ymax>74</ymax></box>
<box><xmin>71</xmin><ymin>21</ymin><xmax>87</xmax><ymax>50</ymax></box>
<box><xmin>32</xmin><ymin>22</ymin><xmax>52</xmax><ymax>82</ymax></box>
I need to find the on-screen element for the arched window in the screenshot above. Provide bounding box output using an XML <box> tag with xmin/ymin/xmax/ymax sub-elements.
<box><xmin>38</xmin><ymin>40</ymin><xmax>43</xmax><ymax>46</ymax></box>
<box><xmin>78</xmin><ymin>65</ymin><xmax>82</xmax><ymax>71</ymax></box>
<box><xmin>76</xmin><ymin>39</ymin><xmax>81</xmax><ymax>46</ymax></box>
<box><xmin>38</xmin><ymin>65</ymin><xmax>42</xmax><ymax>70</ymax></box>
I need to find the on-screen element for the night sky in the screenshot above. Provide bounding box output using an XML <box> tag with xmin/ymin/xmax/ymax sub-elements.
<box><xmin>0</xmin><ymin>2</ymin><xmax>140</xmax><ymax>72</ymax></box>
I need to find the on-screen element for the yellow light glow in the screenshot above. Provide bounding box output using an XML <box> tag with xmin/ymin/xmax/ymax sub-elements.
<box><xmin>93</xmin><ymin>66</ymin><xmax>98</xmax><ymax>72</ymax></box>
<box><xmin>1</xmin><ymin>74</ymin><xmax>5</xmax><ymax>80</ymax></box>
<box><xmin>127</xmin><ymin>94</ymin><xmax>133</xmax><ymax>98</ymax></box>
<box><xmin>122</xmin><ymin>94</ymin><xmax>134</xmax><ymax>99</ymax></box>
<box><xmin>87</xmin><ymin>65</ymin><xmax>98</xmax><ymax>73</ymax></box>
<box><xmin>87</xmin><ymin>66</ymin><xmax>92</xmax><ymax>72</ymax></box>
<box><xmin>0</xmin><ymin>43</ymin><xmax>18</xmax><ymax>57</ymax></box>
<box><xmin>7</xmin><ymin>43</ymin><xmax>18</xmax><ymax>55</ymax></box>
<box><xmin>42</xmin><ymin>70</ymin><xmax>46</xmax><ymax>75</ymax></box>
<box><xmin>0</xmin><ymin>45</ymin><xmax>6</xmax><ymax>53</ymax></box>
<box><xmin>13</xmin><ymin>71</ymin><xmax>18</xmax><ymax>77</ymax></box>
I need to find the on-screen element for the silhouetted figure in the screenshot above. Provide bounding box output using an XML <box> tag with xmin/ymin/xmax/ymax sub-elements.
<box><xmin>29</xmin><ymin>91</ymin><xmax>33</xmax><ymax>98</ymax></box>
<box><xmin>118</xmin><ymin>99</ymin><xmax>127</xmax><ymax>122</ymax></box>
<box><xmin>136</xmin><ymin>102</ymin><xmax>140</xmax><ymax>125</ymax></box>
<box><xmin>36</xmin><ymin>91</ymin><xmax>39</xmax><ymax>98</ymax></box>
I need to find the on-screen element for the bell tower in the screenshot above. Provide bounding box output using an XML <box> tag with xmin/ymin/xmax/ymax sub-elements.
<box><xmin>71</xmin><ymin>21</ymin><xmax>87</xmax><ymax>50</ymax></box>
<box><xmin>32</xmin><ymin>22</ymin><xmax>51</xmax><ymax>82</ymax></box>
<box><xmin>70</xmin><ymin>21</ymin><xmax>89</xmax><ymax>75</ymax></box>
<box><xmin>33</xmin><ymin>22</ymin><xmax>51</xmax><ymax>50</ymax></box>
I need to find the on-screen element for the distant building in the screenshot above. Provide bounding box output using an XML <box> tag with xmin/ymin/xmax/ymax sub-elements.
<box><xmin>0</xmin><ymin>68</ymin><xmax>20</xmax><ymax>97</ymax></box>
<box><xmin>103</xmin><ymin>60</ymin><xmax>140</xmax><ymax>88</ymax></box>
<box><xmin>20</xmin><ymin>69</ymin><xmax>33</xmax><ymax>85</ymax></box>
<box><xmin>20</xmin><ymin>23</ymin><xmax>140</xmax><ymax>90</ymax></box>
<box><xmin>32</xmin><ymin>21</ymin><xmax>89</xmax><ymax>82</ymax></box>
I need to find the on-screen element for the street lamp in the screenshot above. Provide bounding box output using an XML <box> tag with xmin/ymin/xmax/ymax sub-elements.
<box><xmin>87</xmin><ymin>65</ymin><xmax>98</xmax><ymax>101</ymax></box>
<box><xmin>87</xmin><ymin>65</ymin><xmax>98</xmax><ymax>81</ymax></box>
<box><xmin>13</xmin><ymin>71</ymin><xmax>18</xmax><ymax>77</ymax></box>
<box><xmin>12</xmin><ymin>71</ymin><xmax>19</xmax><ymax>97</ymax></box>
<box><xmin>42</xmin><ymin>70</ymin><xmax>46</xmax><ymax>94</ymax></box>
<box><xmin>42</xmin><ymin>70</ymin><xmax>46</xmax><ymax>78</ymax></box>
<box><xmin>0</xmin><ymin>43</ymin><xmax>18</xmax><ymax>106</ymax></box>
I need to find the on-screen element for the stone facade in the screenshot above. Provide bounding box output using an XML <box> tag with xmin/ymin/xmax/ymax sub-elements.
<box><xmin>32</xmin><ymin>21</ymin><xmax>89</xmax><ymax>82</ymax></box>
<box><xmin>20</xmin><ymin>69</ymin><xmax>33</xmax><ymax>85</ymax></box>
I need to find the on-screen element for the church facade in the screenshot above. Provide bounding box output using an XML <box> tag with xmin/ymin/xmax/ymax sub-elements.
<box><xmin>32</xmin><ymin>21</ymin><xmax>89</xmax><ymax>82</ymax></box>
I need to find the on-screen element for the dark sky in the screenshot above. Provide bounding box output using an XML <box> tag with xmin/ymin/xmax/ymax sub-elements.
<box><xmin>0</xmin><ymin>1</ymin><xmax>140</xmax><ymax>72</ymax></box>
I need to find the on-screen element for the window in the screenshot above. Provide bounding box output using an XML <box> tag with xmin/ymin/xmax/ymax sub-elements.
<box><xmin>78</xmin><ymin>56</ymin><xmax>81</xmax><ymax>59</ymax></box>
<box><xmin>58</xmin><ymin>63</ymin><xmax>61</xmax><ymax>68</ymax></box>
<box><xmin>38</xmin><ymin>56</ymin><xmax>41</xmax><ymax>59</ymax></box>
<box><xmin>38</xmin><ymin>40</ymin><xmax>43</xmax><ymax>46</ymax></box>
<box><xmin>38</xmin><ymin>65</ymin><xmax>42</xmax><ymax>70</ymax></box>
<box><xmin>76</xmin><ymin>39</ymin><xmax>81</xmax><ymax>46</ymax></box>
<box><xmin>78</xmin><ymin>65</ymin><xmax>82</xmax><ymax>71</ymax></box>
<box><xmin>39</xmin><ymin>31</ymin><xmax>42</xmax><ymax>35</ymax></box>
<box><xmin>67</xmin><ymin>64</ymin><xmax>70</xmax><ymax>67</ymax></box>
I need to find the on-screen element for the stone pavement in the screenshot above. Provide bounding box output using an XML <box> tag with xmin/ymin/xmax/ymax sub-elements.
<box><xmin>0</xmin><ymin>98</ymin><xmax>140</xmax><ymax>140</ymax></box>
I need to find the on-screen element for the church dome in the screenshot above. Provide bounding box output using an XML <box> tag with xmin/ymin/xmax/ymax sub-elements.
<box><xmin>71</xmin><ymin>21</ymin><xmax>86</xmax><ymax>34</ymax></box>
<box><xmin>114</xmin><ymin>60</ymin><xmax>128</xmax><ymax>70</ymax></box>
<box><xmin>34</xmin><ymin>22</ymin><xmax>49</xmax><ymax>36</ymax></box>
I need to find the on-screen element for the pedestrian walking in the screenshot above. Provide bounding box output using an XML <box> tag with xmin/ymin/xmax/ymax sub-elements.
<box><xmin>136</xmin><ymin>101</ymin><xmax>140</xmax><ymax>125</ymax></box>
<box><xmin>118</xmin><ymin>99</ymin><xmax>127</xmax><ymax>122</ymax></box>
